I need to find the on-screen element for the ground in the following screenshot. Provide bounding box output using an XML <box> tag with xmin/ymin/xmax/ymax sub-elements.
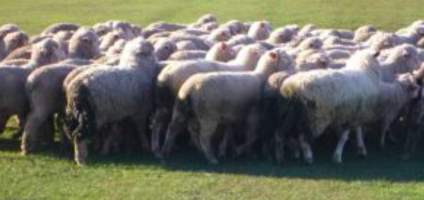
<box><xmin>1</xmin><ymin>0</ymin><xmax>424</xmax><ymax>199</ymax></box>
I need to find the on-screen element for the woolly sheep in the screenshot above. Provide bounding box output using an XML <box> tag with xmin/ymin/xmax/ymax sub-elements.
<box><xmin>151</xmin><ymin>44</ymin><xmax>267</xmax><ymax>156</ymax></box>
<box><xmin>160</xmin><ymin>50</ymin><xmax>293</xmax><ymax>163</ymax></box>
<box><xmin>65</xmin><ymin>37</ymin><xmax>158</xmax><ymax>165</ymax></box>
<box><xmin>277</xmin><ymin>49</ymin><xmax>422</xmax><ymax>164</ymax></box>
<box><xmin>247</xmin><ymin>21</ymin><xmax>272</xmax><ymax>41</ymax></box>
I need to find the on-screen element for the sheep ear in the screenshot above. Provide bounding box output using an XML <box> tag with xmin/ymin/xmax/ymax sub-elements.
<box><xmin>260</xmin><ymin>22</ymin><xmax>265</xmax><ymax>28</ymax></box>
<box><xmin>221</xmin><ymin>42</ymin><xmax>227</xmax><ymax>50</ymax></box>
<box><xmin>269</xmin><ymin>52</ymin><xmax>278</xmax><ymax>60</ymax></box>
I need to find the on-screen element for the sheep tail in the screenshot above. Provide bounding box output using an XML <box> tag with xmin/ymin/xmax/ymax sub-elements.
<box><xmin>277</xmin><ymin>96</ymin><xmax>313</xmax><ymax>143</ymax></box>
<box><xmin>70</xmin><ymin>85</ymin><xmax>96</xmax><ymax>141</ymax></box>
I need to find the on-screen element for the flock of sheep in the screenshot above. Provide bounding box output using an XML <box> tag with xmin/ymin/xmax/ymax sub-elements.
<box><xmin>1</xmin><ymin>14</ymin><xmax>424</xmax><ymax>166</ymax></box>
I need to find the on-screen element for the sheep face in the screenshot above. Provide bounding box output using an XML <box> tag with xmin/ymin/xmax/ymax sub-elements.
<box><xmin>397</xmin><ymin>73</ymin><xmax>421</xmax><ymax>99</ymax></box>
<box><xmin>69</xmin><ymin>28</ymin><xmax>100</xmax><ymax>60</ymax></box>
<box><xmin>119</xmin><ymin>37</ymin><xmax>155</xmax><ymax>67</ymax></box>
<box><xmin>154</xmin><ymin>39</ymin><xmax>177</xmax><ymax>61</ymax></box>
<box><xmin>4</xmin><ymin>31</ymin><xmax>28</xmax><ymax>52</ymax></box>
<box><xmin>387</xmin><ymin>44</ymin><xmax>420</xmax><ymax>73</ymax></box>
<box><xmin>31</xmin><ymin>39</ymin><xmax>61</xmax><ymax>66</ymax></box>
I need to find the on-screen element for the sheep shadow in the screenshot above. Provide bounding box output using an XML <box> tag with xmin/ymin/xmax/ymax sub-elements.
<box><xmin>1</xmin><ymin>131</ymin><xmax>423</xmax><ymax>183</ymax></box>
<box><xmin>88</xmin><ymin>134</ymin><xmax>424</xmax><ymax>183</ymax></box>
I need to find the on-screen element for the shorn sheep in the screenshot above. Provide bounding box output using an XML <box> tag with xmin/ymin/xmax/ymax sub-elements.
<box><xmin>65</xmin><ymin>37</ymin><xmax>158</xmax><ymax>165</ymax></box>
<box><xmin>160</xmin><ymin>50</ymin><xmax>293</xmax><ymax>164</ymax></box>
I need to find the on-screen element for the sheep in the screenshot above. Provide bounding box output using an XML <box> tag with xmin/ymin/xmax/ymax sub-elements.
<box><xmin>355</xmin><ymin>26</ymin><xmax>377</xmax><ymax>42</ymax></box>
<box><xmin>175</xmin><ymin>40</ymin><xmax>199</xmax><ymax>51</ymax></box>
<box><xmin>168</xmin><ymin>42</ymin><xmax>235</xmax><ymax>61</ymax></box>
<box><xmin>3</xmin><ymin>31</ymin><xmax>29</xmax><ymax>56</ymax></box>
<box><xmin>99</xmin><ymin>30</ymin><xmax>126</xmax><ymax>52</ymax></box>
<box><xmin>247</xmin><ymin>21</ymin><xmax>272</xmax><ymax>41</ymax></box>
<box><xmin>153</xmin><ymin>38</ymin><xmax>177</xmax><ymax>61</ymax></box>
<box><xmin>267</xmin><ymin>27</ymin><xmax>296</xmax><ymax>45</ymax></box>
<box><xmin>276</xmin><ymin>49</ymin><xmax>422</xmax><ymax>164</ymax></box>
<box><xmin>21</xmin><ymin>28</ymin><xmax>100</xmax><ymax>154</ymax></box>
<box><xmin>41</xmin><ymin>23</ymin><xmax>80</xmax><ymax>36</ymax></box>
<box><xmin>65</xmin><ymin>37</ymin><xmax>158</xmax><ymax>166</ymax></box>
<box><xmin>151</xmin><ymin>44</ymin><xmax>267</xmax><ymax>157</ymax></box>
<box><xmin>295</xmin><ymin>50</ymin><xmax>330</xmax><ymax>71</ymax></box>
<box><xmin>203</xmin><ymin>27</ymin><xmax>232</xmax><ymax>43</ymax></box>
<box><xmin>0</xmin><ymin>38</ymin><xmax>62</xmax><ymax>141</ymax></box>
<box><xmin>159</xmin><ymin>50</ymin><xmax>293</xmax><ymax>163</ymax></box>
<box><xmin>379</xmin><ymin>44</ymin><xmax>420</xmax><ymax>83</ymax></box>
<box><xmin>220</xmin><ymin>20</ymin><xmax>247</xmax><ymax>35</ymax></box>
<box><xmin>227</xmin><ymin>35</ymin><xmax>256</xmax><ymax>47</ymax></box>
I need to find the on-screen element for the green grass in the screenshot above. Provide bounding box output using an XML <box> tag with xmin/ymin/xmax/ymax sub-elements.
<box><xmin>2</xmin><ymin>0</ymin><xmax>424</xmax><ymax>34</ymax></box>
<box><xmin>2</xmin><ymin>0</ymin><xmax>424</xmax><ymax>199</ymax></box>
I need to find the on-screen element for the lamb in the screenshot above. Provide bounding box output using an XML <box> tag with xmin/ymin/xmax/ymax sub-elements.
<box><xmin>65</xmin><ymin>37</ymin><xmax>158</xmax><ymax>166</ymax></box>
<box><xmin>159</xmin><ymin>50</ymin><xmax>293</xmax><ymax>163</ymax></box>
<box><xmin>276</xmin><ymin>49</ymin><xmax>422</xmax><ymax>164</ymax></box>
<box><xmin>21</xmin><ymin>28</ymin><xmax>100</xmax><ymax>154</ymax></box>
<box><xmin>151</xmin><ymin>44</ymin><xmax>266</xmax><ymax>157</ymax></box>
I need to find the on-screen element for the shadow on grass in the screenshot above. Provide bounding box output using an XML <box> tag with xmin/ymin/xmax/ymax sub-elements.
<box><xmin>1</xmin><ymin>133</ymin><xmax>423</xmax><ymax>182</ymax></box>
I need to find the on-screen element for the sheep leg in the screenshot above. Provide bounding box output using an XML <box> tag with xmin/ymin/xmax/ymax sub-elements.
<box><xmin>132</xmin><ymin>114</ymin><xmax>150</xmax><ymax>152</ymax></box>
<box><xmin>0</xmin><ymin>114</ymin><xmax>9</xmax><ymax>134</ymax></box>
<box><xmin>21</xmin><ymin>110</ymin><xmax>48</xmax><ymax>154</ymax></box>
<box><xmin>218</xmin><ymin>124</ymin><xmax>234</xmax><ymax>158</ymax></box>
<box><xmin>160</xmin><ymin>110</ymin><xmax>188</xmax><ymax>158</ymax></box>
<box><xmin>287</xmin><ymin>137</ymin><xmax>301</xmax><ymax>160</ymax></box>
<box><xmin>100</xmin><ymin>125</ymin><xmax>120</xmax><ymax>155</ymax></box>
<box><xmin>40</xmin><ymin>116</ymin><xmax>55</xmax><ymax>146</ymax></box>
<box><xmin>298</xmin><ymin>134</ymin><xmax>313</xmax><ymax>164</ymax></box>
<box><xmin>379</xmin><ymin>122</ymin><xmax>391</xmax><ymax>149</ymax></box>
<box><xmin>151</xmin><ymin>109</ymin><xmax>171</xmax><ymax>158</ymax></box>
<box><xmin>355</xmin><ymin>127</ymin><xmax>367</xmax><ymax>158</ymax></box>
<box><xmin>274</xmin><ymin>130</ymin><xmax>285</xmax><ymax>164</ymax></box>
<box><xmin>73</xmin><ymin>137</ymin><xmax>88</xmax><ymax>166</ymax></box>
<box><xmin>11</xmin><ymin>114</ymin><xmax>26</xmax><ymax>139</ymax></box>
<box><xmin>333</xmin><ymin>129</ymin><xmax>350</xmax><ymax>164</ymax></box>
<box><xmin>199</xmin><ymin>120</ymin><xmax>219</xmax><ymax>165</ymax></box>
<box><xmin>235</xmin><ymin>109</ymin><xmax>259</xmax><ymax>157</ymax></box>
<box><xmin>188</xmin><ymin>120</ymin><xmax>201</xmax><ymax>150</ymax></box>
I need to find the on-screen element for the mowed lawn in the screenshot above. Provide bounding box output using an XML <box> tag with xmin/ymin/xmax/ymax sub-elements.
<box><xmin>1</xmin><ymin>0</ymin><xmax>424</xmax><ymax>199</ymax></box>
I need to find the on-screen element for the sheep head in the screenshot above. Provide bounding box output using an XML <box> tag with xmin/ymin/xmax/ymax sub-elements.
<box><xmin>154</xmin><ymin>38</ymin><xmax>177</xmax><ymax>61</ymax></box>
<box><xmin>119</xmin><ymin>37</ymin><xmax>156</xmax><ymax>68</ymax></box>
<box><xmin>4</xmin><ymin>31</ymin><xmax>28</xmax><ymax>53</ymax></box>
<box><xmin>30</xmin><ymin>38</ymin><xmax>62</xmax><ymax>67</ymax></box>
<box><xmin>255</xmin><ymin>49</ymin><xmax>293</xmax><ymax>76</ymax></box>
<box><xmin>68</xmin><ymin>27</ymin><xmax>100</xmax><ymax>60</ymax></box>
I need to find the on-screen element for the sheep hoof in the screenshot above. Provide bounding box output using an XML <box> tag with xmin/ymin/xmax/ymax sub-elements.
<box><xmin>357</xmin><ymin>148</ymin><xmax>367</xmax><ymax>159</ymax></box>
<box><xmin>332</xmin><ymin>154</ymin><xmax>343</xmax><ymax>164</ymax></box>
<box><xmin>208</xmin><ymin>158</ymin><xmax>219</xmax><ymax>165</ymax></box>
<box><xmin>304</xmin><ymin>157</ymin><xmax>314</xmax><ymax>165</ymax></box>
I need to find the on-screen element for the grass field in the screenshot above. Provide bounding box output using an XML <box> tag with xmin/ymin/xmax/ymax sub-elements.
<box><xmin>1</xmin><ymin>0</ymin><xmax>424</xmax><ymax>199</ymax></box>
